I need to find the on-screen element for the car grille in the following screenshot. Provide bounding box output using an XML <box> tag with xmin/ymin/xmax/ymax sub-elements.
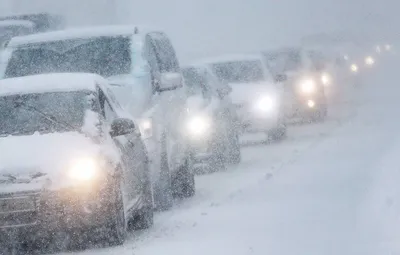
<box><xmin>0</xmin><ymin>191</ymin><xmax>40</xmax><ymax>228</ymax></box>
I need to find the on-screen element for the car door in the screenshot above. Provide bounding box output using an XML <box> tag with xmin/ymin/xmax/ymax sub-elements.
<box><xmin>147</xmin><ymin>32</ymin><xmax>187</xmax><ymax>170</ymax></box>
<box><xmin>99</xmin><ymin>87</ymin><xmax>143</xmax><ymax>211</ymax></box>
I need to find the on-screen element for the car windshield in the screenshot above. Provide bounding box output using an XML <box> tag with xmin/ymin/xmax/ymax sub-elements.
<box><xmin>212</xmin><ymin>60</ymin><xmax>265</xmax><ymax>83</ymax></box>
<box><xmin>0</xmin><ymin>91</ymin><xmax>93</xmax><ymax>136</ymax></box>
<box><xmin>182</xmin><ymin>67</ymin><xmax>207</xmax><ymax>95</ymax></box>
<box><xmin>0</xmin><ymin>25</ymin><xmax>31</xmax><ymax>46</ymax></box>
<box><xmin>263</xmin><ymin>50</ymin><xmax>302</xmax><ymax>74</ymax></box>
<box><xmin>4</xmin><ymin>36</ymin><xmax>131</xmax><ymax>78</ymax></box>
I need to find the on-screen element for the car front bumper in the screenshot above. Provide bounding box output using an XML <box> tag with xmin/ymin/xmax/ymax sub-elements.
<box><xmin>0</xmin><ymin>185</ymin><xmax>114</xmax><ymax>242</ymax></box>
<box><xmin>236</xmin><ymin>108</ymin><xmax>279</xmax><ymax>133</ymax></box>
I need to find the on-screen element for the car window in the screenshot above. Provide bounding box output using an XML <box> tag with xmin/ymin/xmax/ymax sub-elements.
<box><xmin>151</xmin><ymin>33</ymin><xmax>179</xmax><ymax>72</ymax></box>
<box><xmin>4</xmin><ymin>36</ymin><xmax>132</xmax><ymax>79</ymax></box>
<box><xmin>99</xmin><ymin>88</ymin><xmax>118</xmax><ymax>123</ymax></box>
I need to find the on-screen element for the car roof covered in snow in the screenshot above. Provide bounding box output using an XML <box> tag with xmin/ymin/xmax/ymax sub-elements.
<box><xmin>0</xmin><ymin>20</ymin><xmax>35</xmax><ymax>28</ymax></box>
<box><xmin>8</xmin><ymin>25</ymin><xmax>160</xmax><ymax>47</ymax></box>
<box><xmin>0</xmin><ymin>73</ymin><xmax>108</xmax><ymax>96</ymax></box>
<box><xmin>194</xmin><ymin>54</ymin><xmax>264</xmax><ymax>66</ymax></box>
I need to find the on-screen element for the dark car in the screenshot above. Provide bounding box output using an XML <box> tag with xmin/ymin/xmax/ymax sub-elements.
<box><xmin>0</xmin><ymin>73</ymin><xmax>153</xmax><ymax>250</ymax></box>
<box><xmin>182</xmin><ymin>65</ymin><xmax>241</xmax><ymax>173</ymax></box>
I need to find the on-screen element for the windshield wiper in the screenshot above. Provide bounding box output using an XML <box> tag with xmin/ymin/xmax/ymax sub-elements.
<box><xmin>15</xmin><ymin>101</ymin><xmax>77</xmax><ymax>132</ymax></box>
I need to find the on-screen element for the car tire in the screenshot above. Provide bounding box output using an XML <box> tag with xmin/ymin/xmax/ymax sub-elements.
<box><xmin>153</xmin><ymin>134</ymin><xmax>174</xmax><ymax>211</ymax></box>
<box><xmin>105</xmin><ymin>183</ymin><xmax>126</xmax><ymax>246</ymax></box>
<box><xmin>268</xmin><ymin>113</ymin><xmax>287</xmax><ymax>141</ymax></box>
<box><xmin>173</xmin><ymin>153</ymin><xmax>195</xmax><ymax>198</ymax></box>
<box><xmin>312</xmin><ymin>105</ymin><xmax>328</xmax><ymax>122</ymax></box>
<box><xmin>209</xmin><ymin>136</ymin><xmax>227</xmax><ymax>172</ymax></box>
<box><xmin>226</xmin><ymin>132</ymin><xmax>241</xmax><ymax>165</ymax></box>
<box><xmin>129</xmin><ymin>163</ymin><xmax>154</xmax><ymax>230</ymax></box>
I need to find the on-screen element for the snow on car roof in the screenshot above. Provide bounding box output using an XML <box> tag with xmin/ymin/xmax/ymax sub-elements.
<box><xmin>195</xmin><ymin>54</ymin><xmax>264</xmax><ymax>66</ymax></box>
<box><xmin>8</xmin><ymin>25</ymin><xmax>158</xmax><ymax>47</ymax></box>
<box><xmin>0</xmin><ymin>19</ymin><xmax>34</xmax><ymax>28</ymax></box>
<box><xmin>0</xmin><ymin>73</ymin><xmax>107</xmax><ymax>96</ymax></box>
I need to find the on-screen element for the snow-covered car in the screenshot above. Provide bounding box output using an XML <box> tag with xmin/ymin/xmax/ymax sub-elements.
<box><xmin>0</xmin><ymin>25</ymin><xmax>195</xmax><ymax>211</ymax></box>
<box><xmin>262</xmin><ymin>48</ymin><xmax>328</xmax><ymax>121</ymax></box>
<box><xmin>0</xmin><ymin>73</ymin><xmax>153</xmax><ymax>247</ymax></box>
<box><xmin>181</xmin><ymin>65</ymin><xmax>241</xmax><ymax>172</ymax></box>
<box><xmin>197</xmin><ymin>54</ymin><xmax>287</xmax><ymax>140</ymax></box>
<box><xmin>0</xmin><ymin>13</ymin><xmax>64</xmax><ymax>48</ymax></box>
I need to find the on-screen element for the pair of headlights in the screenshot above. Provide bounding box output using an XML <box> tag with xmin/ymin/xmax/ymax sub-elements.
<box><xmin>349</xmin><ymin>56</ymin><xmax>375</xmax><ymax>73</ymax></box>
<box><xmin>298</xmin><ymin>73</ymin><xmax>331</xmax><ymax>93</ymax></box>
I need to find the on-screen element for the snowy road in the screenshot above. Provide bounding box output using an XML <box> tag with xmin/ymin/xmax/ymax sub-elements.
<box><xmin>56</xmin><ymin>61</ymin><xmax>400</xmax><ymax>255</ymax></box>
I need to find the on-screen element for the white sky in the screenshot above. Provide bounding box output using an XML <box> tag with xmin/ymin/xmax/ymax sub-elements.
<box><xmin>0</xmin><ymin>0</ymin><xmax>396</xmax><ymax>63</ymax></box>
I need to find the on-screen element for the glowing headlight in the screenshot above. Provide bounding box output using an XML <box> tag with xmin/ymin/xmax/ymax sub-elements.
<box><xmin>255</xmin><ymin>96</ymin><xmax>274</xmax><ymax>111</ymax></box>
<box><xmin>138</xmin><ymin>118</ymin><xmax>153</xmax><ymax>139</ymax></box>
<box><xmin>365</xmin><ymin>56</ymin><xmax>374</xmax><ymax>65</ymax></box>
<box><xmin>321</xmin><ymin>73</ymin><xmax>331</xmax><ymax>86</ymax></box>
<box><xmin>300</xmin><ymin>79</ymin><xmax>316</xmax><ymax>93</ymax></box>
<box><xmin>307</xmin><ymin>100</ymin><xmax>315</xmax><ymax>108</ymax></box>
<box><xmin>187</xmin><ymin>115</ymin><xmax>211</xmax><ymax>137</ymax></box>
<box><xmin>350</xmin><ymin>64</ymin><xmax>358</xmax><ymax>72</ymax></box>
<box><xmin>68</xmin><ymin>158</ymin><xmax>98</xmax><ymax>181</ymax></box>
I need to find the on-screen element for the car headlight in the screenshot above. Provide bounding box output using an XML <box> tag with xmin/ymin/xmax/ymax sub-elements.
<box><xmin>350</xmin><ymin>64</ymin><xmax>358</xmax><ymax>72</ymax></box>
<box><xmin>255</xmin><ymin>96</ymin><xmax>274</xmax><ymax>112</ymax></box>
<box><xmin>138</xmin><ymin>118</ymin><xmax>152</xmax><ymax>139</ymax></box>
<box><xmin>300</xmin><ymin>79</ymin><xmax>316</xmax><ymax>93</ymax></box>
<box><xmin>68</xmin><ymin>157</ymin><xmax>98</xmax><ymax>181</ymax></box>
<box><xmin>365</xmin><ymin>56</ymin><xmax>374</xmax><ymax>65</ymax></box>
<box><xmin>321</xmin><ymin>73</ymin><xmax>331</xmax><ymax>86</ymax></box>
<box><xmin>187</xmin><ymin>115</ymin><xmax>212</xmax><ymax>137</ymax></box>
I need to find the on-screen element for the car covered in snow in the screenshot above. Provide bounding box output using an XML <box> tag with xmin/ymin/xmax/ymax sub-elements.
<box><xmin>0</xmin><ymin>13</ymin><xmax>64</xmax><ymax>48</ymax></box>
<box><xmin>262</xmin><ymin>48</ymin><xmax>328</xmax><ymax>121</ymax></box>
<box><xmin>197</xmin><ymin>54</ymin><xmax>287</xmax><ymax>141</ymax></box>
<box><xmin>0</xmin><ymin>73</ymin><xmax>153</xmax><ymax>247</ymax></box>
<box><xmin>0</xmin><ymin>25</ymin><xmax>195</xmax><ymax>211</ymax></box>
<box><xmin>181</xmin><ymin>65</ymin><xmax>241</xmax><ymax>172</ymax></box>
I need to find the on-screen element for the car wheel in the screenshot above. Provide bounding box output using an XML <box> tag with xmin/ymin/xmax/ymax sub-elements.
<box><xmin>268</xmin><ymin>114</ymin><xmax>287</xmax><ymax>141</ymax></box>
<box><xmin>105</xmin><ymin>183</ymin><xmax>126</xmax><ymax>246</ymax></box>
<box><xmin>153</xmin><ymin>134</ymin><xmax>174</xmax><ymax>211</ymax></box>
<box><xmin>226</xmin><ymin>132</ymin><xmax>241</xmax><ymax>165</ymax></box>
<box><xmin>130</xmin><ymin>163</ymin><xmax>154</xmax><ymax>230</ymax></box>
<box><xmin>312</xmin><ymin>105</ymin><xmax>328</xmax><ymax>122</ymax></box>
<box><xmin>209</xmin><ymin>136</ymin><xmax>227</xmax><ymax>172</ymax></box>
<box><xmin>173</xmin><ymin>153</ymin><xmax>195</xmax><ymax>198</ymax></box>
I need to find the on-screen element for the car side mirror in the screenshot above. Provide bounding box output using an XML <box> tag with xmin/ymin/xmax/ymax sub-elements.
<box><xmin>158</xmin><ymin>72</ymin><xmax>183</xmax><ymax>92</ymax></box>
<box><xmin>274</xmin><ymin>74</ymin><xmax>287</xmax><ymax>83</ymax></box>
<box><xmin>109</xmin><ymin>118</ymin><xmax>136</xmax><ymax>137</ymax></box>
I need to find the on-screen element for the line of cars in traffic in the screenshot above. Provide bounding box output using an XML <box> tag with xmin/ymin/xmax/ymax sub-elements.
<box><xmin>0</xmin><ymin>13</ymin><xmax>392</xmax><ymax>252</ymax></box>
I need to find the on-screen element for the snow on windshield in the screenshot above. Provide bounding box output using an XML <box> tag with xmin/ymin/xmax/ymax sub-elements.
<box><xmin>212</xmin><ymin>60</ymin><xmax>265</xmax><ymax>83</ymax></box>
<box><xmin>4</xmin><ymin>36</ymin><xmax>132</xmax><ymax>78</ymax></box>
<box><xmin>0</xmin><ymin>91</ymin><xmax>92</xmax><ymax>136</ymax></box>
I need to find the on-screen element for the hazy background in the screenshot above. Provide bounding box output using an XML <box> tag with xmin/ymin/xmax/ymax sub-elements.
<box><xmin>0</xmin><ymin>0</ymin><xmax>396</xmax><ymax>63</ymax></box>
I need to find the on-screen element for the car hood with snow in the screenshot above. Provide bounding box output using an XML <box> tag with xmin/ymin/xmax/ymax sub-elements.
<box><xmin>0</xmin><ymin>132</ymin><xmax>119</xmax><ymax>193</ymax></box>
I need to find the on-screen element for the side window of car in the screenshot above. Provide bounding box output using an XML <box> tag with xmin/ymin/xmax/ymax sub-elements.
<box><xmin>99</xmin><ymin>88</ymin><xmax>118</xmax><ymax>123</ymax></box>
<box><xmin>145</xmin><ymin>34</ymin><xmax>161</xmax><ymax>93</ymax></box>
<box><xmin>151</xmin><ymin>32</ymin><xmax>179</xmax><ymax>73</ymax></box>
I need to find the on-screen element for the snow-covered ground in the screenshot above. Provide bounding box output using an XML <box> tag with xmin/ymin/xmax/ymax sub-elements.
<box><xmin>50</xmin><ymin>59</ymin><xmax>400</xmax><ymax>255</ymax></box>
